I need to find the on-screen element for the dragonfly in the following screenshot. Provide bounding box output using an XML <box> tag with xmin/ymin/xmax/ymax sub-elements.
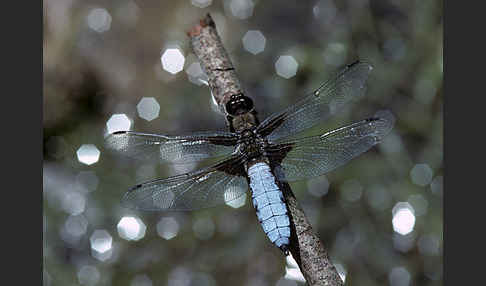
<box><xmin>105</xmin><ymin>60</ymin><xmax>395</xmax><ymax>255</ymax></box>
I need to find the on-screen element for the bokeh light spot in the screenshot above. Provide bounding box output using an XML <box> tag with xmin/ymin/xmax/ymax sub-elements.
<box><xmin>307</xmin><ymin>176</ymin><xmax>329</xmax><ymax>197</ymax></box>
<box><xmin>65</xmin><ymin>215</ymin><xmax>88</xmax><ymax>237</ymax></box>
<box><xmin>137</xmin><ymin>97</ymin><xmax>160</xmax><ymax>121</ymax></box>
<box><xmin>242</xmin><ymin>30</ymin><xmax>266</xmax><ymax>55</ymax></box>
<box><xmin>76</xmin><ymin>144</ymin><xmax>100</xmax><ymax>165</ymax></box>
<box><xmin>61</xmin><ymin>192</ymin><xmax>86</xmax><ymax>215</ymax></box>
<box><xmin>389</xmin><ymin>266</ymin><xmax>411</xmax><ymax>286</ymax></box>
<box><xmin>284</xmin><ymin>254</ymin><xmax>305</xmax><ymax>282</ymax></box>
<box><xmin>224</xmin><ymin>186</ymin><xmax>247</xmax><ymax>208</ymax></box>
<box><xmin>117</xmin><ymin>216</ymin><xmax>147</xmax><ymax>241</ymax></box>
<box><xmin>86</xmin><ymin>8</ymin><xmax>112</xmax><ymax>33</ymax></box>
<box><xmin>275</xmin><ymin>55</ymin><xmax>299</xmax><ymax>79</ymax></box>
<box><xmin>161</xmin><ymin>48</ymin><xmax>185</xmax><ymax>74</ymax></box>
<box><xmin>186</xmin><ymin>62</ymin><xmax>208</xmax><ymax>86</ymax></box>
<box><xmin>392</xmin><ymin>202</ymin><xmax>416</xmax><ymax>235</ymax></box>
<box><xmin>106</xmin><ymin>114</ymin><xmax>132</xmax><ymax>134</ymax></box>
<box><xmin>284</xmin><ymin>269</ymin><xmax>306</xmax><ymax>283</ymax></box>
<box><xmin>78</xmin><ymin>265</ymin><xmax>100</xmax><ymax>286</ymax></box>
<box><xmin>410</xmin><ymin>163</ymin><xmax>433</xmax><ymax>186</ymax></box>
<box><xmin>191</xmin><ymin>0</ymin><xmax>212</xmax><ymax>8</ymax></box>
<box><xmin>156</xmin><ymin>217</ymin><xmax>180</xmax><ymax>240</ymax></box>
<box><xmin>90</xmin><ymin>229</ymin><xmax>113</xmax><ymax>254</ymax></box>
<box><xmin>230</xmin><ymin>0</ymin><xmax>254</xmax><ymax>19</ymax></box>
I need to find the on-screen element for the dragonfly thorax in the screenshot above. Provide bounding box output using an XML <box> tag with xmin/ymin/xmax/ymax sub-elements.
<box><xmin>235</xmin><ymin>129</ymin><xmax>267</xmax><ymax>161</ymax></box>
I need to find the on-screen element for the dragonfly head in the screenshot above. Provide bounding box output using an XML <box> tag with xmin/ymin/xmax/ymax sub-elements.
<box><xmin>226</xmin><ymin>94</ymin><xmax>260</xmax><ymax>132</ymax></box>
<box><xmin>225</xmin><ymin>93</ymin><xmax>254</xmax><ymax>116</ymax></box>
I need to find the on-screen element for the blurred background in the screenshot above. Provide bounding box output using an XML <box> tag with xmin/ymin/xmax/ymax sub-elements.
<box><xmin>43</xmin><ymin>0</ymin><xmax>443</xmax><ymax>285</ymax></box>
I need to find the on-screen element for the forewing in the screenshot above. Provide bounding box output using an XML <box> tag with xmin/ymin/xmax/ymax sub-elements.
<box><xmin>257</xmin><ymin>61</ymin><xmax>373</xmax><ymax>142</ymax></box>
<box><xmin>105</xmin><ymin>131</ymin><xmax>238</xmax><ymax>164</ymax></box>
<box><xmin>121</xmin><ymin>156</ymin><xmax>249</xmax><ymax>211</ymax></box>
<box><xmin>267</xmin><ymin>110</ymin><xmax>395</xmax><ymax>181</ymax></box>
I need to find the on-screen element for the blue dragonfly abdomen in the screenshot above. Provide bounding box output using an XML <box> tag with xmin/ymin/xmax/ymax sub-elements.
<box><xmin>248</xmin><ymin>162</ymin><xmax>291</xmax><ymax>254</ymax></box>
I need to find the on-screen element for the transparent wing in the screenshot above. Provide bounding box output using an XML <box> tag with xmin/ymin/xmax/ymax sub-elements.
<box><xmin>105</xmin><ymin>131</ymin><xmax>238</xmax><ymax>164</ymax></box>
<box><xmin>257</xmin><ymin>60</ymin><xmax>373</xmax><ymax>143</ymax></box>
<box><xmin>266</xmin><ymin>110</ymin><xmax>395</xmax><ymax>182</ymax></box>
<box><xmin>121</xmin><ymin>155</ymin><xmax>249</xmax><ymax>211</ymax></box>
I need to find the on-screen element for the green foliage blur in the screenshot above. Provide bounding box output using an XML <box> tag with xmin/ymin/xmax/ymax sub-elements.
<box><xmin>44</xmin><ymin>0</ymin><xmax>442</xmax><ymax>285</ymax></box>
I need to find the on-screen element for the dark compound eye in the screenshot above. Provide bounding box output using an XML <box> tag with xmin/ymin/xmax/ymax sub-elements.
<box><xmin>225</xmin><ymin>95</ymin><xmax>254</xmax><ymax>116</ymax></box>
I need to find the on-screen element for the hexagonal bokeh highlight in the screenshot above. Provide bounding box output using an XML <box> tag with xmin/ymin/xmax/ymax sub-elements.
<box><xmin>90</xmin><ymin>229</ymin><xmax>112</xmax><ymax>252</ymax></box>
<box><xmin>392</xmin><ymin>202</ymin><xmax>416</xmax><ymax>235</ymax></box>
<box><xmin>191</xmin><ymin>0</ymin><xmax>212</xmax><ymax>8</ymax></box>
<box><xmin>284</xmin><ymin>255</ymin><xmax>306</xmax><ymax>282</ymax></box>
<box><xmin>230</xmin><ymin>0</ymin><xmax>254</xmax><ymax>19</ymax></box>
<box><xmin>61</xmin><ymin>192</ymin><xmax>86</xmax><ymax>215</ymax></box>
<box><xmin>156</xmin><ymin>217</ymin><xmax>180</xmax><ymax>240</ymax></box>
<box><xmin>117</xmin><ymin>216</ymin><xmax>147</xmax><ymax>241</ymax></box>
<box><xmin>275</xmin><ymin>55</ymin><xmax>298</xmax><ymax>79</ymax></box>
<box><xmin>224</xmin><ymin>187</ymin><xmax>247</xmax><ymax>209</ymax></box>
<box><xmin>137</xmin><ymin>97</ymin><xmax>160</xmax><ymax>121</ymax></box>
<box><xmin>76</xmin><ymin>144</ymin><xmax>100</xmax><ymax>165</ymax></box>
<box><xmin>161</xmin><ymin>48</ymin><xmax>185</xmax><ymax>74</ymax></box>
<box><xmin>186</xmin><ymin>62</ymin><xmax>208</xmax><ymax>86</ymax></box>
<box><xmin>90</xmin><ymin>229</ymin><xmax>113</xmax><ymax>261</ymax></box>
<box><xmin>106</xmin><ymin>113</ymin><xmax>132</xmax><ymax>134</ymax></box>
<box><xmin>242</xmin><ymin>30</ymin><xmax>266</xmax><ymax>55</ymax></box>
<box><xmin>65</xmin><ymin>215</ymin><xmax>88</xmax><ymax>237</ymax></box>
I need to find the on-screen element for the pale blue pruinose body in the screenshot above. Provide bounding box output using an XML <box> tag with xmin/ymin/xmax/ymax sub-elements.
<box><xmin>248</xmin><ymin>162</ymin><xmax>291</xmax><ymax>249</ymax></box>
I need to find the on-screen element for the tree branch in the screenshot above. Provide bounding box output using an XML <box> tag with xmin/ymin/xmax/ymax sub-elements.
<box><xmin>187</xmin><ymin>15</ymin><xmax>243</xmax><ymax>117</ymax></box>
<box><xmin>187</xmin><ymin>14</ymin><xmax>343</xmax><ymax>286</ymax></box>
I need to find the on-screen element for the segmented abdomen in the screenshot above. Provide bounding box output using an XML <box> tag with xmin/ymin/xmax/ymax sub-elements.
<box><xmin>248</xmin><ymin>162</ymin><xmax>290</xmax><ymax>250</ymax></box>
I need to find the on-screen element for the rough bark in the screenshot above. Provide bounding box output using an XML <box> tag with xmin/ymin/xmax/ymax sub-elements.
<box><xmin>187</xmin><ymin>14</ymin><xmax>344</xmax><ymax>286</ymax></box>
<box><xmin>187</xmin><ymin>16</ymin><xmax>243</xmax><ymax>116</ymax></box>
